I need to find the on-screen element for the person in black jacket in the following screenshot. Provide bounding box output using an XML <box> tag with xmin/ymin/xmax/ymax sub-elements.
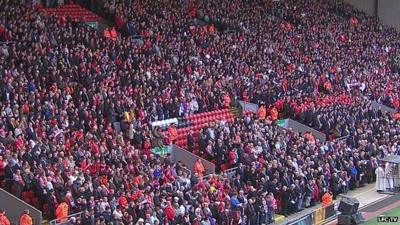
<box><xmin>330</xmin><ymin>172</ymin><xmax>340</xmax><ymax>199</ymax></box>
<box><xmin>288</xmin><ymin>184</ymin><xmax>298</xmax><ymax>214</ymax></box>
<box><xmin>281</xmin><ymin>186</ymin><xmax>290</xmax><ymax>217</ymax></box>
<box><xmin>304</xmin><ymin>180</ymin><xmax>313</xmax><ymax>208</ymax></box>
<box><xmin>245</xmin><ymin>198</ymin><xmax>258</xmax><ymax>225</ymax></box>
<box><xmin>3</xmin><ymin>160</ymin><xmax>14</xmax><ymax>192</ymax></box>
<box><xmin>187</xmin><ymin>130</ymin><xmax>194</xmax><ymax>152</ymax></box>
<box><xmin>81</xmin><ymin>210</ymin><xmax>95</xmax><ymax>225</ymax></box>
<box><xmin>47</xmin><ymin>189</ymin><xmax>57</xmax><ymax>220</ymax></box>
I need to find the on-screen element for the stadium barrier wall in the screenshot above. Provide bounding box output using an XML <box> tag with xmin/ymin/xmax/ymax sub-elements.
<box><xmin>0</xmin><ymin>188</ymin><xmax>42</xmax><ymax>225</ymax></box>
<box><xmin>286</xmin><ymin>203</ymin><xmax>335</xmax><ymax>225</ymax></box>
<box><xmin>171</xmin><ymin>145</ymin><xmax>216</xmax><ymax>175</ymax></box>
<box><xmin>371</xmin><ymin>101</ymin><xmax>397</xmax><ymax>113</ymax></box>
<box><xmin>238</xmin><ymin>100</ymin><xmax>259</xmax><ymax>114</ymax></box>
<box><xmin>203</xmin><ymin>166</ymin><xmax>237</xmax><ymax>180</ymax></box>
<box><xmin>277</xmin><ymin>119</ymin><xmax>327</xmax><ymax>142</ymax></box>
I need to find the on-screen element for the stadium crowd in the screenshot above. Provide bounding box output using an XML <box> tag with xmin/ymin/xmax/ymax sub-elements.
<box><xmin>0</xmin><ymin>0</ymin><xmax>400</xmax><ymax>225</ymax></box>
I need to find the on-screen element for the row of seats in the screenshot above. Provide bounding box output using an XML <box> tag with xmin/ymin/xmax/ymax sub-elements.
<box><xmin>185</xmin><ymin>108</ymin><xmax>230</xmax><ymax>120</ymax></box>
<box><xmin>173</xmin><ymin>109</ymin><xmax>235</xmax><ymax>152</ymax></box>
<box><xmin>37</xmin><ymin>4</ymin><xmax>100</xmax><ymax>22</ymax></box>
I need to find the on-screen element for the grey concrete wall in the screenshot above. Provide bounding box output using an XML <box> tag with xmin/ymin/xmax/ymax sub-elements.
<box><xmin>371</xmin><ymin>101</ymin><xmax>396</xmax><ymax>113</ymax></box>
<box><xmin>287</xmin><ymin>119</ymin><xmax>327</xmax><ymax>142</ymax></box>
<box><xmin>0</xmin><ymin>189</ymin><xmax>42</xmax><ymax>225</ymax></box>
<box><xmin>277</xmin><ymin>119</ymin><xmax>327</xmax><ymax>142</ymax></box>
<box><xmin>171</xmin><ymin>145</ymin><xmax>215</xmax><ymax>175</ymax></box>
<box><xmin>345</xmin><ymin>0</ymin><xmax>400</xmax><ymax>29</ymax></box>
<box><xmin>344</xmin><ymin>0</ymin><xmax>375</xmax><ymax>16</ymax></box>
<box><xmin>377</xmin><ymin>0</ymin><xmax>400</xmax><ymax>29</ymax></box>
<box><xmin>238</xmin><ymin>101</ymin><xmax>259</xmax><ymax>114</ymax></box>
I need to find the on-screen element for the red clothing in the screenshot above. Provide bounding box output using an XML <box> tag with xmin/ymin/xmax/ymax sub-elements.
<box><xmin>0</xmin><ymin>213</ymin><xmax>10</xmax><ymax>225</ymax></box>
<box><xmin>0</xmin><ymin>160</ymin><xmax>4</xmax><ymax>177</ymax></box>
<box><xmin>114</xmin><ymin>16</ymin><xmax>124</xmax><ymax>29</ymax></box>
<box><xmin>270</xmin><ymin>107</ymin><xmax>278</xmax><ymax>121</ymax></box>
<box><xmin>258</xmin><ymin>106</ymin><xmax>267</xmax><ymax>119</ymax></box>
<box><xmin>118</xmin><ymin>196</ymin><xmax>128</xmax><ymax>208</ymax></box>
<box><xmin>19</xmin><ymin>214</ymin><xmax>32</xmax><ymax>225</ymax></box>
<box><xmin>312</xmin><ymin>183</ymin><xmax>319</xmax><ymax>200</ymax></box>
<box><xmin>55</xmin><ymin>202</ymin><xmax>69</xmax><ymax>222</ymax></box>
<box><xmin>104</xmin><ymin>29</ymin><xmax>111</xmax><ymax>38</ymax></box>
<box><xmin>165</xmin><ymin>205</ymin><xmax>175</xmax><ymax>221</ymax></box>
<box><xmin>15</xmin><ymin>137</ymin><xmax>25</xmax><ymax>150</ymax></box>
<box><xmin>167</xmin><ymin>125</ymin><xmax>178</xmax><ymax>142</ymax></box>
<box><xmin>110</xmin><ymin>28</ymin><xmax>118</xmax><ymax>41</ymax></box>
<box><xmin>194</xmin><ymin>160</ymin><xmax>205</xmax><ymax>176</ymax></box>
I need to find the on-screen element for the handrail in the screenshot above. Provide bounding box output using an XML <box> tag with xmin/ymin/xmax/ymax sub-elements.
<box><xmin>0</xmin><ymin>41</ymin><xmax>16</xmax><ymax>45</ymax></box>
<box><xmin>284</xmin><ymin>203</ymin><xmax>335</xmax><ymax>225</ymax></box>
<box><xmin>334</xmin><ymin>135</ymin><xmax>349</xmax><ymax>142</ymax></box>
<box><xmin>49</xmin><ymin>211</ymin><xmax>84</xmax><ymax>225</ymax></box>
<box><xmin>131</xmin><ymin>35</ymin><xmax>144</xmax><ymax>39</ymax></box>
<box><xmin>203</xmin><ymin>166</ymin><xmax>237</xmax><ymax>180</ymax></box>
<box><xmin>181</xmin><ymin>166</ymin><xmax>192</xmax><ymax>177</ymax></box>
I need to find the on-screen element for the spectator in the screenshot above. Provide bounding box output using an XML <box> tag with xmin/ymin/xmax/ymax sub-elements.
<box><xmin>321</xmin><ymin>191</ymin><xmax>333</xmax><ymax>207</ymax></box>
<box><xmin>56</xmin><ymin>201</ymin><xmax>69</xmax><ymax>223</ymax></box>
<box><xmin>19</xmin><ymin>210</ymin><xmax>32</xmax><ymax>225</ymax></box>
<box><xmin>1</xmin><ymin>0</ymin><xmax>400</xmax><ymax>224</ymax></box>
<box><xmin>0</xmin><ymin>209</ymin><xmax>10</xmax><ymax>225</ymax></box>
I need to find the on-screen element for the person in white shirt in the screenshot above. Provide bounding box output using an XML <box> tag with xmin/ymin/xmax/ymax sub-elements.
<box><xmin>375</xmin><ymin>164</ymin><xmax>385</xmax><ymax>192</ymax></box>
<box><xmin>190</xmin><ymin>97</ymin><xmax>199</xmax><ymax>114</ymax></box>
<box><xmin>113</xmin><ymin>207</ymin><xmax>123</xmax><ymax>221</ymax></box>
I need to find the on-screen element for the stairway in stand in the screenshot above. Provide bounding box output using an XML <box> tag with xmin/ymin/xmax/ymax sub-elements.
<box><xmin>229</xmin><ymin>107</ymin><xmax>241</xmax><ymax>118</ymax></box>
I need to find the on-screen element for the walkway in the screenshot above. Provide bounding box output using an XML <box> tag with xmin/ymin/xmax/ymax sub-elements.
<box><xmin>275</xmin><ymin>183</ymin><xmax>391</xmax><ymax>225</ymax></box>
<box><xmin>326</xmin><ymin>192</ymin><xmax>400</xmax><ymax>225</ymax></box>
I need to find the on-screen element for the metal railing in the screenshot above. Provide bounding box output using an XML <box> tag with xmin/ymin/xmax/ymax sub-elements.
<box><xmin>334</xmin><ymin>135</ymin><xmax>349</xmax><ymax>142</ymax></box>
<box><xmin>49</xmin><ymin>211</ymin><xmax>84</xmax><ymax>225</ymax></box>
<box><xmin>284</xmin><ymin>203</ymin><xmax>335</xmax><ymax>225</ymax></box>
<box><xmin>131</xmin><ymin>35</ymin><xmax>145</xmax><ymax>39</ymax></box>
<box><xmin>181</xmin><ymin>166</ymin><xmax>192</xmax><ymax>177</ymax></box>
<box><xmin>203</xmin><ymin>166</ymin><xmax>237</xmax><ymax>180</ymax></box>
<box><xmin>0</xmin><ymin>41</ymin><xmax>16</xmax><ymax>45</ymax></box>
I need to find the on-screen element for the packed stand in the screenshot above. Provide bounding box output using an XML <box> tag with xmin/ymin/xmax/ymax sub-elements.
<box><xmin>90</xmin><ymin>0</ymin><xmax>400</xmax><ymax>113</ymax></box>
<box><xmin>1</xmin><ymin>0</ymin><xmax>400</xmax><ymax>225</ymax></box>
<box><xmin>297</xmin><ymin>98</ymin><xmax>384</xmax><ymax>138</ymax></box>
<box><xmin>195</xmin><ymin>105</ymin><xmax>398</xmax><ymax>219</ymax></box>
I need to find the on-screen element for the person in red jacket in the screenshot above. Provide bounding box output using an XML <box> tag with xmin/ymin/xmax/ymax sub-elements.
<box><xmin>270</xmin><ymin>107</ymin><xmax>278</xmax><ymax>121</ymax></box>
<box><xmin>164</xmin><ymin>202</ymin><xmax>175</xmax><ymax>223</ymax></box>
<box><xmin>258</xmin><ymin>104</ymin><xmax>267</xmax><ymax>119</ymax></box>
<box><xmin>110</xmin><ymin>27</ymin><xmax>118</xmax><ymax>41</ymax></box>
<box><xmin>55</xmin><ymin>201</ymin><xmax>69</xmax><ymax>223</ymax></box>
<box><xmin>194</xmin><ymin>159</ymin><xmax>206</xmax><ymax>177</ymax></box>
<box><xmin>167</xmin><ymin>124</ymin><xmax>178</xmax><ymax>144</ymax></box>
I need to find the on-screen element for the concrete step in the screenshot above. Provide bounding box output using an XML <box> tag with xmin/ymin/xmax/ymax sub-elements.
<box><xmin>275</xmin><ymin>214</ymin><xmax>285</xmax><ymax>223</ymax></box>
<box><xmin>229</xmin><ymin>107</ymin><xmax>241</xmax><ymax>118</ymax></box>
